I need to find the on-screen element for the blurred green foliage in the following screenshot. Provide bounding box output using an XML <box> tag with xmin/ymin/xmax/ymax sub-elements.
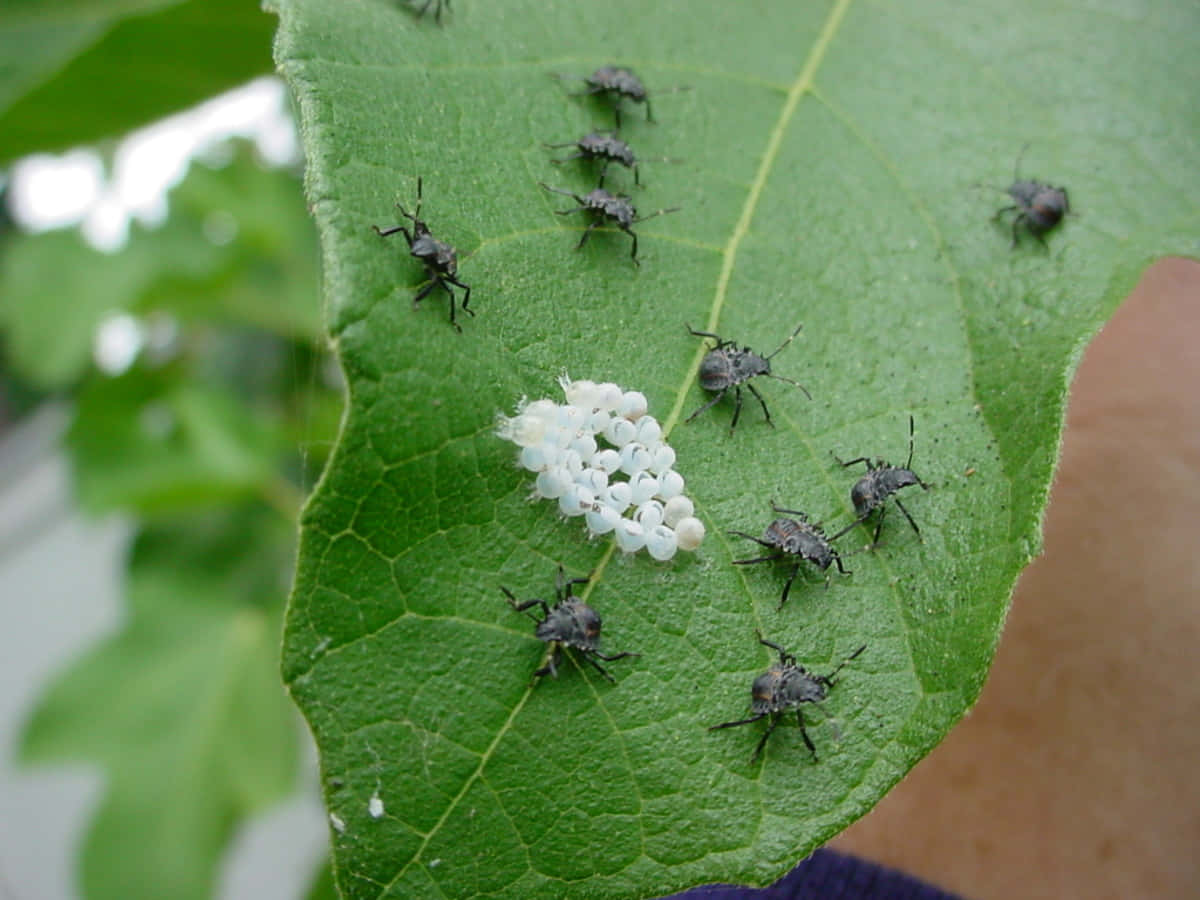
<box><xmin>2</xmin><ymin>146</ymin><xmax>338</xmax><ymax>898</ymax></box>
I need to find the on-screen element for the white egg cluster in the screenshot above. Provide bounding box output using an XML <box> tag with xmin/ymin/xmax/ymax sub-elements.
<box><xmin>496</xmin><ymin>374</ymin><xmax>706</xmax><ymax>560</ymax></box>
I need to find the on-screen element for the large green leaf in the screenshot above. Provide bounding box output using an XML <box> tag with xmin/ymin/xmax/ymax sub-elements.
<box><xmin>274</xmin><ymin>0</ymin><xmax>1197</xmax><ymax>897</ymax></box>
<box><xmin>20</xmin><ymin>507</ymin><xmax>301</xmax><ymax>900</ymax></box>
<box><xmin>0</xmin><ymin>0</ymin><xmax>275</xmax><ymax>163</ymax></box>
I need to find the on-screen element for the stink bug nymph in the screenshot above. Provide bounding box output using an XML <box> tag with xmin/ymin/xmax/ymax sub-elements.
<box><xmin>990</xmin><ymin>145</ymin><xmax>1070</xmax><ymax>247</ymax></box>
<box><xmin>685</xmin><ymin>323</ymin><xmax>811</xmax><ymax>431</ymax></box>
<box><xmin>545</xmin><ymin>132</ymin><xmax>640</xmax><ymax>188</ymax></box>
<box><xmin>731</xmin><ymin>503</ymin><xmax>849</xmax><ymax>607</ymax></box>
<box><xmin>710</xmin><ymin>632</ymin><xmax>866</xmax><ymax>763</ymax></box>
<box><xmin>574</xmin><ymin>66</ymin><xmax>652</xmax><ymax>129</ymax></box>
<box><xmin>539</xmin><ymin>183</ymin><xmax>678</xmax><ymax>266</ymax></box>
<box><xmin>501</xmin><ymin>567</ymin><xmax>638</xmax><ymax>682</ymax></box>
<box><xmin>373</xmin><ymin>177</ymin><xmax>472</xmax><ymax>330</ymax></box>
<box><xmin>831</xmin><ymin>415</ymin><xmax>930</xmax><ymax>546</ymax></box>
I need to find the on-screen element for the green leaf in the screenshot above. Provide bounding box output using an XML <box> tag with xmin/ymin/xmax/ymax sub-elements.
<box><xmin>0</xmin><ymin>150</ymin><xmax>321</xmax><ymax>389</ymax></box>
<box><xmin>0</xmin><ymin>0</ymin><xmax>275</xmax><ymax>163</ymax></box>
<box><xmin>274</xmin><ymin>0</ymin><xmax>1198</xmax><ymax>897</ymax></box>
<box><xmin>20</xmin><ymin>506</ymin><xmax>301</xmax><ymax>900</ymax></box>
<box><xmin>66</xmin><ymin>364</ymin><xmax>286</xmax><ymax>515</ymax></box>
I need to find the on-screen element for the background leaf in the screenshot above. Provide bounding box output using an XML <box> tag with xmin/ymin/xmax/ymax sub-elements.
<box><xmin>20</xmin><ymin>507</ymin><xmax>301</xmax><ymax>900</ymax></box>
<box><xmin>0</xmin><ymin>0</ymin><xmax>275</xmax><ymax>163</ymax></box>
<box><xmin>0</xmin><ymin>149</ymin><xmax>321</xmax><ymax>389</ymax></box>
<box><xmin>273</xmin><ymin>0</ymin><xmax>1198</xmax><ymax>897</ymax></box>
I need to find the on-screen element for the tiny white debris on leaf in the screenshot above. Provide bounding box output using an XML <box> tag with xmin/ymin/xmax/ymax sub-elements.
<box><xmin>368</xmin><ymin>793</ymin><xmax>384</xmax><ymax>819</ymax></box>
<box><xmin>329</xmin><ymin>812</ymin><xmax>346</xmax><ymax>834</ymax></box>
<box><xmin>497</xmin><ymin>378</ymin><xmax>706</xmax><ymax>557</ymax></box>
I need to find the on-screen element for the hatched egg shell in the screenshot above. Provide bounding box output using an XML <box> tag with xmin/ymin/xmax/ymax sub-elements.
<box><xmin>614</xmin><ymin>519</ymin><xmax>646</xmax><ymax>553</ymax></box>
<box><xmin>645</xmin><ymin>524</ymin><xmax>679</xmax><ymax>561</ymax></box>
<box><xmin>603</xmin><ymin>416</ymin><xmax>638</xmax><ymax>448</ymax></box>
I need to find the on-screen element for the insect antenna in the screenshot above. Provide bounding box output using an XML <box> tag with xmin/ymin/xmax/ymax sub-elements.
<box><xmin>763</xmin><ymin>372</ymin><xmax>812</xmax><ymax>399</ymax></box>
<box><xmin>631</xmin><ymin>206</ymin><xmax>681</xmax><ymax>225</ymax></box>
<box><xmin>826</xmin><ymin>644</ymin><xmax>867</xmax><ymax>683</ymax></box>
<box><xmin>765</xmin><ymin>322</ymin><xmax>804</xmax><ymax>359</ymax></box>
<box><xmin>904</xmin><ymin>414</ymin><xmax>916</xmax><ymax>469</ymax></box>
<box><xmin>538</xmin><ymin>182</ymin><xmax>585</xmax><ymax>205</ymax></box>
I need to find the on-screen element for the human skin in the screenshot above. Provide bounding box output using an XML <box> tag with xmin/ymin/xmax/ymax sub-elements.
<box><xmin>832</xmin><ymin>257</ymin><xmax>1200</xmax><ymax>899</ymax></box>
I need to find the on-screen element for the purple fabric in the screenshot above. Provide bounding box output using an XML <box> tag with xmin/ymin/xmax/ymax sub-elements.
<box><xmin>659</xmin><ymin>848</ymin><xmax>967</xmax><ymax>900</ymax></box>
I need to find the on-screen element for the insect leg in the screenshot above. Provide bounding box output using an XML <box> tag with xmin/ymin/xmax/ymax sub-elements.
<box><xmin>443</xmin><ymin>274</ymin><xmax>473</xmax><ymax>317</ymax></box>
<box><xmin>579</xmin><ymin>652</ymin><xmax>617</xmax><ymax>684</ymax></box>
<box><xmin>750</xmin><ymin>713</ymin><xmax>781</xmax><ymax>763</ymax></box>
<box><xmin>729</xmin><ymin>387</ymin><xmax>744</xmax><ymax>431</ymax></box>
<box><xmin>708</xmin><ymin>712</ymin><xmax>766</xmax><ymax>732</ymax></box>
<box><xmin>835</xmin><ymin>455</ymin><xmax>871</xmax><ymax>469</ymax></box>
<box><xmin>893</xmin><ymin>497</ymin><xmax>921</xmax><ymax>538</ymax></box>
<box><xmin>412</xmin><ymin>279</ymin><xmax>437</xmax><ymax>308</ymax></box>
<box><xmin>778</xmin><ymin>562</ymin><xmax>801</xmax><ymax>609</ymax></box>
<box><xmin>872</xmin><ymin>504</ymin><xmax>887</xmax><ymax>545</ymax></box>
<box><xmin>795</xmin><ymin>709</ymin><xmax>818</xmax><ymax>760</ymax></box>
<box><xmin>598</xmin><ymin>159</ymin><xmax>611</xmax><ymax>188</ymax></box>
<box><xmin>624</xmin><ymin>225</ymin><xmax>639</xmax><ymax>266</ymax></box>
<box><xmin>685</xmin><ymin>388</ymin><xmax>729</xmax><ymax>423</ymax></box>
<box><xmin>576</xmin><ymin>220</ymin><xmax>601</xmax><ymax>250</ymax></box>
<box><xmin>373</xmin><ymin>223</ymin><xmax>414</xmax><ymax>242</ymax></box>
<box><xmin>746</xmin><ymin>382</ymin><xmax>773</xmax><ymax>426</ymax></box>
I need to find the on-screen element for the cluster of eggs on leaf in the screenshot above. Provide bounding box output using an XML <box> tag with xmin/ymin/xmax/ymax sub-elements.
<box><xmin>497</xmin><ymin>374</ymin><xmax>706</xmax><ymax>560</ymax></box>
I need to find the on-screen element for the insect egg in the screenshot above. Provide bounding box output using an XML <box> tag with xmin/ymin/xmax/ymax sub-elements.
<box><xmin>576</xmin><ymin>467</ymin><xmax>609</xmax><ymax>494</ymax></box>
<box><xmin>568</xmin><ymin>431</ymin><xmax>598</xmax><ymax>461</ymax></box>
<box><xmin>522</xmin><ymin>398</ymin><xmax>559</xmax><ymax>424</ymax></box>
<box><xmin>657</xmin><ymin>470</ymin><xmax>685</xmax><ymax>499</ymax></box>
<box><xmin>559</xmin><ymin>374</ymin><xmax>599</xmax><ymax>408</ymax></box>
<box><xmin>535</xmin><ymin>467</ymin><xmax>572</xmax><ymax>500</ymax></box>
<box><xmin>649</xmin><ymin>444</ymin><xmax>676</xmax><ymax>474</ymax></box>
<box><xmin>663</xmin><ymin>495</ymin><xmax>694</xmax><ymax>527</ymax></box>
<box><xmin>585</xmin><ymin>503</ymin><xmax>621</xmax><ymax>535</ymax></box>
<box><xmin>603</xmin><ymin>481</ymin><xmax>633</xmax><ymax>513</ymax></box>
<box><xmin>619</xmin><ymin>390</ymin><xmax>649</xmax><ymax>420</ymax></box>
<box><xmin>618</xmin><ymin>442</ymin><xmax>653</xmax><ymax>475</ymax></box>
<box><xmin>520</xmin><ymin>443</ymin><xmax>560</xmax><ymax>472</ymax></box>
<box><xmin>635</xmin><ymin>500</ymin><xmax>665</xmax><ymax>529</ymax></box>
<box><xmin>630</xmin><ymin>471</ymin><xmax>660</xmax><ymax>505</ymax></box>
<box><xmin>604</xmin><ymin>416</ymin><xmax>638</xmax><ymax>447</ymax></box>
<box><xmin>591</xmin><ymin>448</ymin><xmax>622</xmax><ymax>474</ymax></box>
<box><xmin>635</xmin><ymin>415</ymin><xmax>662</xmax><ymax>445</ymax></box>
<box><xmin>644</xmin><ymin>524</ymin><xmax>679</xmax><ymax>561</ymax></box>
<box><xmin>674</xmin><ymin>516</ymin><xmax>706</xmax><ymax>551</ymax></box>
<box><xmin>495</xmin><ymin>413</ymin><xmax>546</xmax><ymax>447</ymax></box>
<box><xmin>559</xmin><ymin>484</ymin><xmax>594</xmax><ymax>516</ymax></box>
<box><xmin>561</xmin><ymin>448</ymin><xmax>585</xmax><ymax>476</ymax></box>
<box><xmin>596</xmin><ymin>382</ymin><xmax>624</xmax><ymax>411</ymax></box>
<box><xmin>587</xmin><ymin>409</ymin><xmax>612</xmax><ymax>435</ymax></box>
<box><xmin>614</xmin><ymin>518</ymin><xmax>646</xmax><ymax>553</ymax></box>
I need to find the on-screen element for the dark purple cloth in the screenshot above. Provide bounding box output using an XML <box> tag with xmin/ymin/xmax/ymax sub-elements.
<box><xmin>660</xmin><ymin>848</ymin><xmax>967</xmax><ymax>900</ymax></box>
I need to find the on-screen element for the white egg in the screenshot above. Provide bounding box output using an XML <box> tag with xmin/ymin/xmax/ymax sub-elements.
<box><xmin>603</xmin><ymin>416</ymin><xmax>638</xmax><ymax>448</ymax></box>
<box><xmin>618</xmin><ymin>390</ymin><xmax>648</xmax><ymax>420</ymax></box>
<box><xmin>674</xmin><ymin>516</ymin><xmax>706</xmax><ymax>551</ymax></box>
<box><xmin>663</xmin><ymin>495</ymin><xmax>695</xmax><ymax>527</ymax></box>
<box><xmin>657</xmin><ymin>470</ymin><xmax>685</xmax><ymax>499</ymax></box>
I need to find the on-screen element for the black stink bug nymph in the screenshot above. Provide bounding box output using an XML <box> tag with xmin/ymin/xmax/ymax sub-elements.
<box><xmin>685</xmin><ymin>323</ymin><xmax>811</xmax><ymax>431</ymax></box>
<box><xmin>731</xmin><ymin>503</ymin><xmax>849</xmax><ymax>608</ymax></box>
<box><xmin>539</xmin><ymin>183</ymin><xmax>678</xmax><ymax>266</ymax></box>
<box><xmin>574</xmin><ymin>66</ymin><xmax>652</xmax><ymax>128</ymax></box>
<box><xmin>831</xmin><ymin>415</ymin><xmax>930</xmax><ymax>546</ymax></box>
<box><xmin>501</xmin><ymin>567</ymin><xmax>638</xmax><ymax>683</ymax></box>
<box><xmin>991</xmin><ymin>145</ymin><xmax>1070</xmax><ymax>247</ymax></box>
<box><xmin>373</xmin><ymin>177</ymin><xmax>472</xmax><ymax>331</ymax></box>
<box><xmin>545</xmin><ymin>132</ymin><xmax>641</xmax><ymax>188</ymax></box>
<box><xmin>710</xmin><ymin>632</ymin><xmax>866</xmax><ymax>763</ymax></box>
